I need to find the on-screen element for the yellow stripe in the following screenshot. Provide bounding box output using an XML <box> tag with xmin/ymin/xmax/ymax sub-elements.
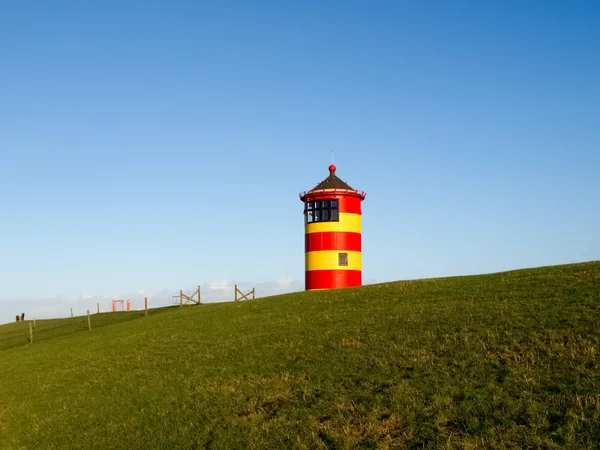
<box><xmin>305</xmin><ymin>212</ymin><xmax>361</xmax><ymax>234</ymax></box>
<box><xmin>305</xmin><ymin>250</ymin><xmax>362</xmax><ymax>271</ymax></box>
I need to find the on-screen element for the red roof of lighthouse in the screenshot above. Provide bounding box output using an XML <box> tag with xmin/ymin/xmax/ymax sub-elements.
<box><xmin>300</xmin><ymin>164</ymin><xmax>366</xmax><ymax>202</ymax></box>
<box><xmin>309</xmin><ymin>164</ymin><xmax>355</xmax><ymax>192</ymax></box>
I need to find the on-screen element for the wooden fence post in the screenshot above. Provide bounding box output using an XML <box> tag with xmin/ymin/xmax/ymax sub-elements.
<box><xmin>97</xmin><ymin>303</ymin><xmax>100</xmax><ymax>314</ymax></box>
<box><xmin>234</xmin><ymin>284</ymin><xmax>238</xmax><ymax>302</ymax></box>
<box><xmin>145</xmin><ymin>296</ymin><xmax>148</xmax><ymax>316</ymax></box>
<box><xmin>29</xmin><ymin>323</ymin><xmax>33</xmax><ymax>344</ymax></box>
<box><xmin>198</xmin><ymin>285</ymin><xmax>201</xmax><ymax>304</ymax></box>
<box><xmin>33</xmin><ymin>318</ymin><xmax>36</xmax><ymax>328</ymax></box>
<box><xmin>87</xmin><ymin>310</ymin><xmax>91</xmax><ymax>330</ymax></box>
<box><xmin>70</xmin><ymin>308</ymin><xmax>73</xmax><ymax>318</ymax></box>
<box><xmin>252</xmin><ymin>288</ymin><xmax>255</xmax><ymax>300</ymax></box>
<box><xmin>180</xmin><ymin>290</ymin><xmax>183</xmax><ymax>307</ymax></box>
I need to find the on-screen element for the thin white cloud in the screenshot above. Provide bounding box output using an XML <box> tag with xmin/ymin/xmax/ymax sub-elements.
<box><xmin>208</xmin><ymin>280</ymin><xmax>230</xmax><ymax>290</ymax></box>
<box><xmin>277</xmin><ymin>277</ymin><xmax>294</xmax><ymax>289</ymax></box>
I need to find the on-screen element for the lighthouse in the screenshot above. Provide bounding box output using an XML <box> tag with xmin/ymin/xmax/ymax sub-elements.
<box><xmin>300</xmin><ymin>165</ymin><xmax>366</xmax><ymax>290</ymax></box>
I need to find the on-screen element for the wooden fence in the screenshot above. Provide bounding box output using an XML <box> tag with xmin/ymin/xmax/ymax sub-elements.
<box><xmin>235</xmin><ymin>285</ymin><xmax>255</xmax><ymax>302</ymax></box>
<box><xmin>179</xmin><ymin>286</ymin><xmax>201</xmax><ymax>306</ymax></box>
<box><xmin>35</xmin><ymin>284</ymin><xmax>257</xmax><ymax>344</ymax></box>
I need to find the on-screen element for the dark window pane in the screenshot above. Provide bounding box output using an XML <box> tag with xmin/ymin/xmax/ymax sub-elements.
<box><xmin>331</xmin><ymin>209</ymin><xmax>339</xmax><ymax>221</ymax></box>
<box><xmin>338</xmin><ymin>253</ymin><xmax>348</xmax><ymax>266</ymax></box>
<box><xmin>322</xmin><ymin>208</ymin><xmax>329</xmax><ymax>221</ymax></box>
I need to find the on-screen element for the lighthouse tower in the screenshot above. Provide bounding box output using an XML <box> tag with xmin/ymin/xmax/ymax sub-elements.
<box><xmin>300</xmin><ymin>165</ymin><xmax>366</xmax><ymax>290</ymax></box>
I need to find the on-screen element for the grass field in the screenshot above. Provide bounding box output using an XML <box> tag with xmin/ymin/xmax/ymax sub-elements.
<box><xmin>1</xmin><ymin>262</ymin><xmax>599</xmax><ymax>449</ymax></box>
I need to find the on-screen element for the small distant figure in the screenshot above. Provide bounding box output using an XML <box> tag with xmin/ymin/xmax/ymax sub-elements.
<box><xmin>16</xmin><ymin>314</ymin><xmax>20</xmax><ymax>322</ymax></box>
<box><xmin>21</xmin><ymin>312</ymin><xmax>25</xmax><ymax>321</ymax></box>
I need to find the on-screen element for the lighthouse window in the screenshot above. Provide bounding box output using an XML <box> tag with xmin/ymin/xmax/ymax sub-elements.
<box><xmin>306</xmin><ymin>199</ymin><xmax>339</xmax><ymax>223</ymax></box>
<box><xmin>338</xmin><ymin>252</ymin><xmax>348</xmax><ymax>266</ymax></box>
<box><xmin>331</xmin><ymin>206</ymin><xmax>339</xmax><ymax>221</ymax></box>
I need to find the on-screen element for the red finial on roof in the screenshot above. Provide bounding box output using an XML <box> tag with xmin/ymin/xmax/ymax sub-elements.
<box><xmin>328</xmin><ymin>164</ymin><xmax>336</xmax><ymax>174</ymax></box>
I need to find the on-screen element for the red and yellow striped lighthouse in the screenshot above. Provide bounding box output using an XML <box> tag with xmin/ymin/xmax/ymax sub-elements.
<box><xmin>300</xmin><ymin>164</ymin><xmax>366</xmax><ymax>290</ymax></box>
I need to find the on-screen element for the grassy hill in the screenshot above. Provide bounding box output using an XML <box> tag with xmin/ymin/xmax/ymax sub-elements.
<box><xmin>0</xmin><ymin>262</ymin><xmax>599</xmax><ymax>449</ymax></box>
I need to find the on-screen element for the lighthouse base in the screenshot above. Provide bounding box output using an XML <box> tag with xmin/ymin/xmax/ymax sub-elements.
<box><xmin>305</xmin><ymin>270</ymin><xmax>362</xmax><ymax>290</ymax></box>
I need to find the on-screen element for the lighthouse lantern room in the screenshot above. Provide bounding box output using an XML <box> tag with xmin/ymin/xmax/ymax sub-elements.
<box><xmin>300</xmin><ymin>165</ymin><xmax>366</xmax><ymax>290</ymax></box>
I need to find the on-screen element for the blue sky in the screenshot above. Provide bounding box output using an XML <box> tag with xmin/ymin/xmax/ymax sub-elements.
<box><xmin>1</xmin><ymin>1</ymin><xmax>599</xmax><ymax>323</ymax></box>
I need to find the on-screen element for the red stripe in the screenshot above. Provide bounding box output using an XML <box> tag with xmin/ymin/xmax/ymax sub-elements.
<box><xmin>305</xmin><ymin>270</ymin><xmax>362</xmax><ymax>290</ymax></box>
<box><xmin>305</xmin><ymin>232</ymin><xmax>361</xmax><ymax>252</ymax></box>
<box><xmin>302</xmin><ymin>194</ymin><xmax>363</xmax><ymax>214</ymax></box>
<box><xmin>338</xmin><ymin>196</ymin><xmax>363</xmax><ymax>214</ymax></box>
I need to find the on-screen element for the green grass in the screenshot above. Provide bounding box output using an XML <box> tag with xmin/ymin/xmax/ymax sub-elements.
<box><xmin>0</xmin><ymin>307</ymin><xmax>177</xmax><ymax>351</ymax></box>
<box><xmin>1</xmin><ymin>262</ymin><xmax>599</xmax><ymax>449</ymax></box>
